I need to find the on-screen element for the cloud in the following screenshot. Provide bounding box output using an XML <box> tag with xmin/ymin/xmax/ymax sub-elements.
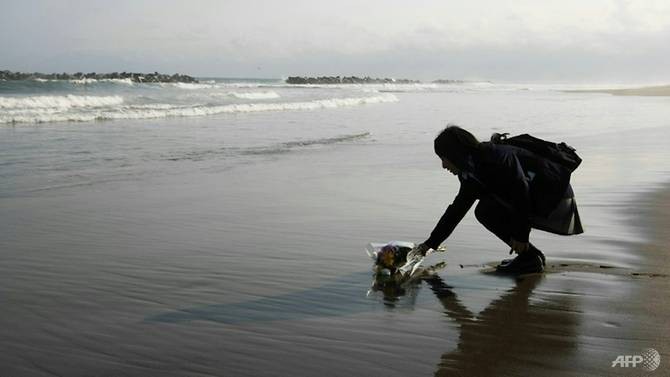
<box><xmin>2</xmin><ymin>0</ymin><xmax>670</xmax><ymax>82</ymax></box>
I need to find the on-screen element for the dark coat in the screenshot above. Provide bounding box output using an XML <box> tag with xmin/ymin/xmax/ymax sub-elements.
<box><xmin>424</xmin><ymin>142</ymin><xmax>583</xmax><ymax>249</ymax></box>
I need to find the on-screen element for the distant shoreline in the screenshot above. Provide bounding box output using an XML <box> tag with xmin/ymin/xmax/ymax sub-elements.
<box><xmin>565</xmin><ymin>84</ymin><xmax>670</xmax><ymax>96</ymax></box>
<box><xmin>284</xmin><ymin>76</ymin><xmax>474</xmax><ymax>85</ymax></box>
<box><xmin>0</xmin><ymin>70</ymin><xmax>198</xmax><ymax>83</ymax></box>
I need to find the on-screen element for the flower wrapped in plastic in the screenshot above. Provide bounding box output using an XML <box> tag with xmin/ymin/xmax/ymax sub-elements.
<box><xmin>366</xmin><ymin>241</ymin><xmax>415</xmax><ymax>275</ymax></box>
<box><xmin>366</xmin><ymin>241</ymin><xmax>446</xmax><ymax>277</ymax></box>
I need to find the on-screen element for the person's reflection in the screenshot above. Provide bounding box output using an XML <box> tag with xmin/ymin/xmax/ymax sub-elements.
<box><xmin>369</xmin><ymin>263</ymin><xmax>447</xmax><ymax>308</ymax></box>
<box><xmin>370</xmin><ymin>269</ymin><xmax>579</xmax><ymax>375</ymax></box>
<box><xmin>369</xmin><ymin>273</ymin><xmax>420</xmax><ymax>309</ymax></box>
<box><xmin>423</xmin><ymin>273</ymin><xmax>579</xmax><ymax>376</ymax></box>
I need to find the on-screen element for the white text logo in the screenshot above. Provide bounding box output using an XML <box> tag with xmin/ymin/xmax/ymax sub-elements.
<box><xmin>611</xmin><ymin>348</ymin><xmax>660</xmax><ymax>371</ymax></box>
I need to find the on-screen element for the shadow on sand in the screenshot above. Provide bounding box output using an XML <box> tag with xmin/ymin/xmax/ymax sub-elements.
<box><xmin>423</xmin><ymin>272</ymin><xmax>579</xmax><ymax>376</ymax></box>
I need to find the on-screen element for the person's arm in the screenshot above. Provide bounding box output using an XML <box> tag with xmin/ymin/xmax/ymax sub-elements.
<box><xmin>423</xmin><ymin>178</ymin><xmax>478</xmax><ymax>250</ymax></box>
<box><xmin>422</xmin><ymin>274</ymin><xmax>474</xmax><ymax>323</ymax></box>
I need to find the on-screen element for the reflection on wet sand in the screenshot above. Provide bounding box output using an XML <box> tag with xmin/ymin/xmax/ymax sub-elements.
<box><xmin>436</xmin><ymin>275</ymin><xmax>577</xmax><ymax>376</ymax></box>
<box><xmin>371</xmin><ymin>268</ymin><xmax>582</xmax><ymax>376</ymax></box>
<box><xmin>425</xmin><ymin>273</ymin><xmax>578</xmax><ymax>376</ymax></box>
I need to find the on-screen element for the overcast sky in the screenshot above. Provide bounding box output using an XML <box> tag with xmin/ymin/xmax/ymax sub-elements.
<box><xmin>2</xmin><ymin>0</ymin><xmax>670</xmax><ymax>82</ymax></box>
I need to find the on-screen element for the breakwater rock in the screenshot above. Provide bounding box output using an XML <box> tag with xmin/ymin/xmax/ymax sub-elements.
<box><xmin>286</xmin><ymin>76</ymin><xmax>420</xmax><ymax>84</ymax></box>
<box><xmin>0</xmin><ymin>70</ymin><xmax>198</xmax><ymax>83</ymax></box>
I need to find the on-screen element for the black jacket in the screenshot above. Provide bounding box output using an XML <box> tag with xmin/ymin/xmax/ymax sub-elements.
<box><xmin>424</xmin><ymin>142</ymin><xmax>576</xmax><ymax>249</ymax></box>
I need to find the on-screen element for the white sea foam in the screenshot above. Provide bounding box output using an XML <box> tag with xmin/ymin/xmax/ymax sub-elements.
<box><xmin>25</xmin><ymin>78</ymin><xmax>134</xmax><ymax>85</ymax></box>
<box><xmin>216</xmin><ymin>83</ymin><xmax>264</xmax><ymax>88</ymax></box>
<box><xmin>129</xmin><ymin>103</ymin><xmax>184</xmax><ymax>110</ymax></box>
<box><xmin>169</xmin><ymin>82</ymin><xmax>217</xmax><ymax>90</ymax></box>
<box><xmin>167</xmin><ymin>84</ymin><xmax>279</xmax><ymax>96</ymax></box>
<box><xmin>70</xmin><ymin>78</ymin><xmax>99</xmax><ymax>85</ymax></box>
<box><xmin>71</xmin><ymin>78</ymin><xmax>135</xmax><ymax>85</ymax></box>
<box><xmin>0</xmin><ymin>95</ymin><xmax>124</xmax><ymax>109</ymax></box>
<box><xmin>376</xmin><ymin>83</ymin><xmax>440</xmax><ymax>93</ymax></box>
<box><xmin>227</xmin><ymin>91</ymin><xmax>281</xmax><ymax>99</ymax></box>
<box><xmin>363</xmin><ymin>87</ymin><xmax>382</xmax><ymax>92</ymax></box>
<box><xmin>0</xmin><ymin>94</ymin><xmax>398</xmax><ymax>124</ymax></box>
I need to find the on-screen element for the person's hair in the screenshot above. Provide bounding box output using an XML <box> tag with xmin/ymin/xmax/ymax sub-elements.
<box><xmin>434</xmin><ymin>125</ymin><xmax>481</xmax><ymax>171</ymax></box>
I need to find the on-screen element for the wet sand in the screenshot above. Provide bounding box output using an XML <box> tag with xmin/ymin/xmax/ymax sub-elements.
<box><xmin>2</xmin><ymin>157</ymin><xmax>667</xmax><ymax>377</ymax></box>
<box><xmin>566</xmin><ymin>84</ymin><xmax>670</xmax><ymax>96</ymax></box>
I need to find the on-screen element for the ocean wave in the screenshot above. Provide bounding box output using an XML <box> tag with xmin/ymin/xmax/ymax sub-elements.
<box><xmin>249</xmin><ymin>132</ymin><xmax>371</xmax><ymax>153</ymax></box>
<box><xmin>71</xmin><ymin>78</ymin><xmax>135</xmax><ymax>85</ymax></box>
<box><xmin>0</xmin><ymin>94</ymin><xmax>398</xmax><ymax>124</ymax></box>
<box><xmin>166</xmin><ymin>82</ymin><xmax>217</xmax><ymax>90</ymax></box>
<box><xmin>165</xmin><ymin>132</ymin><xmax>371</xmax><ymax>161</ymax></box>
<box><xmin>214</xmin><ymin>83</ymin><xmax>264</xmax><ymax>88</ymax></box>
<box><xmin>227</xmin><ymin>91</ymin><xmax>280</xmax><ymax>99</ymax></box>
<box><xmin>27</xmin><ymin>77</ymin><xmax>135</xmax><ymax>85</ymax></box>
<box><xmin>163</xmin><ymin>83</ymin><xmax>280</xmax><ymax>96</ymax></box>
<box><xmin>376</xmin><ymin>83</ymin><xmax>441</xmax><ymax>93</ymax></box>
<box><xmin>0</xmin><ymin>95</ymin><xmax>124</xmax><ymax>109</ymax></box>
<box><xmin>127</xmin><ymin>103</ymin><xmax>186</xmax><ymax>110</ymax></box>
<box><xmin>229</xmin><ymin>82</ymin><xmax>443</xmax><ymax>93</ymax></box>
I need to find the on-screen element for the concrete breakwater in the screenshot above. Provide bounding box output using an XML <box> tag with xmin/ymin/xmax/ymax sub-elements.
<box><xmin>0</xmin><ymin>70</ymin><xmax>198</xmax><ymax>83</ymax></box>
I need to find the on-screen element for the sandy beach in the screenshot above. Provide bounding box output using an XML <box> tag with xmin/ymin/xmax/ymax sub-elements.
<box><xmin>566</xmin><ymin>84</ymin><xmax>670</xmax><ymax>96</ymax></box>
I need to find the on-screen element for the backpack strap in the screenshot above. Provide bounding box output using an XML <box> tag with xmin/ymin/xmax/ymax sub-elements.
<box><xmin>490</xmin><ymin>132</ymin><xmax>582</xmax><ymax>172</ymax></box>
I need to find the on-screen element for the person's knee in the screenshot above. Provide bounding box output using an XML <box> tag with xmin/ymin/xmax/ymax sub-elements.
<box><xmin>475</xmin><ymin>200</ymin><xmax>513</xmax><ymax>244</ymax></box>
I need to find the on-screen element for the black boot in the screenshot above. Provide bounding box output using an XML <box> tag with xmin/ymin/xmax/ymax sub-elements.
<box><xmin>500</xmin><ymin>245</ymin><xmax>545</xmax><ymax>267</ymax></box>
<box><xmin>531</xmin><ymin>245</ymin><xmax>546</xmax><ymax>267</ymax></box>
<box><xmin>496</xmin><ymin>251</ymin><xmax>544</xmax><ymax>274</ymax></box>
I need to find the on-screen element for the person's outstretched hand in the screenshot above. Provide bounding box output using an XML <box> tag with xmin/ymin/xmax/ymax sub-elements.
<box><xmin>399</xmin><ymin>243</ymin><xmax>431</xmax><ymax>276</ymax></box>
<box><xmin>510</xmin><ymin>238</ymin><xmax>529</xmax><ymax>254</ymax></box>
<box><xmin>407</xmin><ymin>243</ymin><xmax>430</xmax><ymax>260</ymax></box>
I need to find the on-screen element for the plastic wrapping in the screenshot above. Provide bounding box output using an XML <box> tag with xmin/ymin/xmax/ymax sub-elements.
<box><xmin>365</xmin><ymin>241</ymin><xmax>415</xmax><ymax>274</ymax></box>
<box><xmin>366</xmin><ymin>240</ymin><xmax>447</xmax><ymax>276</ymax></box>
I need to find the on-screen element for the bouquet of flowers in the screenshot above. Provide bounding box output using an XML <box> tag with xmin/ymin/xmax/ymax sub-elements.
<box><xmin>366</xmin><ymin>241</ymin><xmax>447</xmax><ymax>276</ymax></box>
<box><xmin>365</xmin><ymin>241</ymin><xmax>416</xmax><ymax>275</ymax></box>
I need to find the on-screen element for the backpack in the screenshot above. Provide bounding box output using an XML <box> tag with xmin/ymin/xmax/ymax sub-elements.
<box><xmin>490</xmin><ymin>132</ymin><xmax>582</xmax><ymax>172</ymax></box>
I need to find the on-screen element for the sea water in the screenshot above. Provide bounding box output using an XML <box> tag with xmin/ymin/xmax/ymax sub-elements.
<box><xmin>1</xmin><ymin>78</ymin><xmax>669</xmax><ymax>375</ymax></box>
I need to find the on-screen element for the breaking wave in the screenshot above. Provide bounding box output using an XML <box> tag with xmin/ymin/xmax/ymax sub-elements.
<box><xmin>227</xmin><ymin>91</ymin><xmax>280</xmax><ymax>99</ymax></box>
<box><xmin>31</xmin><ymin>78</ymin><xmax>135</xmax><ymax>85</ymax></box>
<box><xmin>71</xmin><ymin>78</ymin><xmax>135</xmax><ymax>85</ymax></box>
<box><xmin>206</xmin><ymin>91</ymin><xmax>281</xmax><ymax>99</ymax></box>
<box><xmin>168</xmin><ymin>82</ymin><xmax>217</xmax><ymax>90</ymax></box>
<box><xmin>0</xmin><ymin>94</ymin><xmax>397</xmax><ymax>124</ymax></box>
<box><xmin>0</xmin><ymin>95</ymin><xmax>124</xmax><ymax>109</ymax></box>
